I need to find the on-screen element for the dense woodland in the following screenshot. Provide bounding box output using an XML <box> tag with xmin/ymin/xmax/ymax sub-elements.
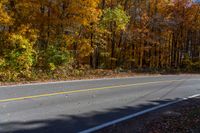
<box><xmin>0</xmin><ymin>0</ymin><xmax>200</xmax><ymax>81</ymax></box>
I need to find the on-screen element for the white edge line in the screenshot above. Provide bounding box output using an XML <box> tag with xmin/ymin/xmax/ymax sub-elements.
<box><xmin>0</xmin><ymin>75</ymin><xmax>163</xmax><ymax>88</ymax></box>
<box><xmin>79</xmin><ymin>94</ymin><xmax>200</xmax><ymax>133</ymax></box>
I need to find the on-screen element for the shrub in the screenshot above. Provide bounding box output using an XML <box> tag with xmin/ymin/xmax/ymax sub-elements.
<box><xmin>36</xmin><ymin>44</ymin><xmax>71</xmax><ymax>72</ymax></box>
<box><xmin>0</xmin><ymin>34</ymin><xmax>35</xmax><ymax>81</ymax></box>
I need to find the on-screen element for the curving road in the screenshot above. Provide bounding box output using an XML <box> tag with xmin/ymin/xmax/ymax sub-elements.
<box><xmin>0</xmin><ymin>75</ymin><xmax>200</xmax><ymax>133</ymax></box>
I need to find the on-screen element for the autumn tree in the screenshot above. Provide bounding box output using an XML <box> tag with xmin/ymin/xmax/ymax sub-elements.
<box><xmin>0</xmin><ymin>0</ymin><xmax>199</xmax><ymax>81</ymax></box>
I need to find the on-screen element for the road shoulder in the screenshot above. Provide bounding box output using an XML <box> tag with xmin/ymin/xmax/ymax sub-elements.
<box><xmin>97</xmin><ymin>97</ymin><xmax>200</xmax><ymax>133</ymax></box>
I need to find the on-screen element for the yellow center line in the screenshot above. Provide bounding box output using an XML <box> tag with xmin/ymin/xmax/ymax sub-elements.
<box><xmin>0</xmin><ymin>79</ymin><xmax>185</xmax><ymax>103</ymax></box>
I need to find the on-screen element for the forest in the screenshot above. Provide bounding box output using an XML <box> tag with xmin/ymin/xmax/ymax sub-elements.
<box><xmin>0</xmin><ymin>0</ymin><xmax>199</xmax><ymax>81</ymax></box>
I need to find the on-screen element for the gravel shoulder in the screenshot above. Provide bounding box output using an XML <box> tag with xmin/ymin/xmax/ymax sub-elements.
<box><xmin>97</xmin><ymin>97</ymin><xmax>200</xmax><ymax>133</ymax></box>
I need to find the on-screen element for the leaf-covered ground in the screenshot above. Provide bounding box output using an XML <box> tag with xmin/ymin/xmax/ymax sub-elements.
<box><xmin>0</xmin><ymin>69</ymin><xmax>160</xmax><ymax>86</ymax></box>
<box><xmin>97</xmin><ymin>98</ymin><xmax>200</xmax><ymax>133</ymax></box>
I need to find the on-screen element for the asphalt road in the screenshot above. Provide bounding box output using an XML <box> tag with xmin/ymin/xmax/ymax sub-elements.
<box><xmin>0</xmin><ymin>75</ymin><xmax>200</xmax><ymax>133</ymax></box>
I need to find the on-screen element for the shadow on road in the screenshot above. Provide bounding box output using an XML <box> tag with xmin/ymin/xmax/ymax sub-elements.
<box><xmin>0</xmin><ymin>98</ymin><xmax>181</xmax><ymax>133</ymax></box>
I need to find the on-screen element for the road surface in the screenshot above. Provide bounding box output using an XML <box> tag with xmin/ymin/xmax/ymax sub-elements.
<box><xmin>0</xmin><ymin>75</ymin><xmax>200</xmax><ymax>133</ymax></box>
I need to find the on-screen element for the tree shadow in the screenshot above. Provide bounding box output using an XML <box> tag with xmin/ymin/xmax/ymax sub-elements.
<box><xmin>0</xmin><ymin>98</ymin><xmax>181</xmax><ymax>133</ymax></box>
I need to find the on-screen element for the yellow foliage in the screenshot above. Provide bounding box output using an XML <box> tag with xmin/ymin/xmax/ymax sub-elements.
<box><xmin>67</xmin><ymin>0</ymin><xmax>101</xmax><ymax>26</ymax></box>
<box><xmin>78</xmin><ymin>39</ymin><xmax>93</xmax><ymax>59</ymax></box>
<box><xmin>0</xmin><ymin>1</ymin><xmax>11</xmax><ymax>25</ymax></box>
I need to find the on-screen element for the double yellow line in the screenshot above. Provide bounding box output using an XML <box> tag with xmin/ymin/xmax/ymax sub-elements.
<box><xmin>0</xmin><ymin>79</ymin><xmax>185</xmax><ymax>103</ymax></box>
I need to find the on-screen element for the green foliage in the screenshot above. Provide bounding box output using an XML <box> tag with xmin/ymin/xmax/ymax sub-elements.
<box><xmin>101</xmin><ymin>6</ymin><xmax>130</xmax><ymax>31</ymax></box>
<box><xmin>182</xmin><ymin>54</ymin><xmax>193</xmax><ymax>71</ymax></box>
<box><xmin>46</xmin><ymin>45</ymin><xmax>71</xmax><ymax>71</ymax></box>
<box><xmin>182</xmin><ymin>54</ymin><xmax>200</xmax><ymax>72</ymax></box>
<box><xmin>191</xmin><ymin>61</ymin><xmax>200</xmax><ymax>72</ymax></box>
<box><xmin>0</xmin><ymin>58</ymin><xmax>6</xmax><ymax>68</ymax></box>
